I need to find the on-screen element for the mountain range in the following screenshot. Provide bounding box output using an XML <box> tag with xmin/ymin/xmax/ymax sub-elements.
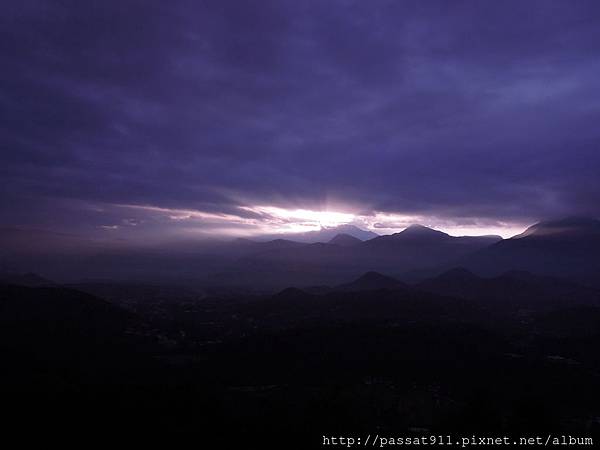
<box><xmin>209</xmin><ymin>217</ymin><xmax>600</xmax><ymax>290</ymax></box>
<box><xmin>2</xmin><ymin>219</ymin><xmax>600</xmax><ymax>439</ymax></box>
<box><xmin>2</xmin><ymin>217</ymin><xmax>599</xmax><ymax>290</ymax></box>
<box><xmin>210</xmin><ymin>223</ymin><xmax>503</xmax><ymax>289</ymax></box>
<box><xmin>254</xmin><ymin>224</ymin><xmax>378</xmax><ymax>243</ymax></box>
<box><xmin>459</xmin><ymin>217</ymin><xmax>600</xmax><ymax>286</ymax></box>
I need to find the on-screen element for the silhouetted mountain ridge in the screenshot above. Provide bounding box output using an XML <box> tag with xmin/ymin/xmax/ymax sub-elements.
<box><xmin>328</xmin><ymin>233</ymin><xmax>362</xmax><ymax>246</ymax></box>
<box><xmin>460</xmin><ymin>216</ymin><xmax>600</xmax><ymax>286</ymax></box>
<box><xmin>514</xmin><ymin>216</ymin><xmax>600</xmax><ymax>239</ymax></box>
<box><xmin>225</xmin><ymin>224</ymin><xmax>506</xmax><ymax>289</ymax></box>
<box><xmin>335</xmin><ymin>271</ymin><xmax>408</xmax><ymax>292</ymax></box>
<box><xmin>255</xmin><ymin>224</ymin><xmax>378</xmax><ymax>243</ymax></box>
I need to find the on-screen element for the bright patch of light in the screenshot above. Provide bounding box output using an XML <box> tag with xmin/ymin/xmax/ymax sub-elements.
<box><xmin>113</xmin><ymin>202</ymin><xmax>356</xmax><ymax>236</ymax></box>
<box><xmin>110</xmin><ymin>202</ymin><xmax>527</xmax><ymax>239</ymax></box>
<box><xmin>242</xmin><ymin>205</ymin><xmax>355</xmax><ymax>231</ymax></box>
<box><xmin>115</xmin><ymin>203</ymin><xmax>252</xmax><ymax>223</ymax></box>
<box><xmin>434</xmin><ymin>224</ymin><xmax>526</xmax><ymax>238</ymax></box>
<box><xmin>354</xmin><ymin>211</ymin><xmax>526</xmax><ymax>238</ymax></box>
<box><xmin>356</xmin><ymin>212</ymin><xmax>425</xmax><ymax>233</ymax></box>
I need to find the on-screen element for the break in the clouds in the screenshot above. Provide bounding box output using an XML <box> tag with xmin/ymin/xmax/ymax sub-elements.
<box><xmin>2</xmin><ymin>0</ymin><xmax>600</xmax><ymax>240</ymax></box>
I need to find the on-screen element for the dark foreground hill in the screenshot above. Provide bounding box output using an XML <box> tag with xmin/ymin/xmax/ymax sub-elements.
<box><xmin>0</xmin><ymin>284</ymin><xmax>146</xmax><ymax>384</ymax></box>
<box><xmin>2</xmin><ymin>273</ymin><xmax>600</xmax><ymax>442</ymax></box>
<box><xmin>0</xmin><ymin>284</ymin><xmax>170</xmax><ymax>434</ymax></box>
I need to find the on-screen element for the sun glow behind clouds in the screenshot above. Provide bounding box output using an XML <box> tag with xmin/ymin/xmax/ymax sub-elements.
<box><xmin>240</xmin><ymin>205</ymin><xmax>356</xmax><ymax>233</ymax></box>
<box><xmin>359</xmin><ymin>212</ymin><xmax>526</xmax><ymax>238</ymax></box>
<box><xmin>111</xmin><ymin>203</ymin><xmax>357</xmax><ymax>236</ymax></box>
<box><xmin>109</xmin><ymin>202</ymin><xmax>526</xmax><ymax>238</ymax></box>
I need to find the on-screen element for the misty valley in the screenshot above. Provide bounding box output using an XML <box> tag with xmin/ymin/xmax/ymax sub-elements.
<box><xmin>2</xmin><ymin>218</ymin><xmax>600</xmax><ymax>444</ymax></box>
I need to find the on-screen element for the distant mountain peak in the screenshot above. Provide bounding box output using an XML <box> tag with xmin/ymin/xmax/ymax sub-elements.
<box><xmin>515</xmin><ymin>216</ymin><xmax>600</xmax><ymax>239</ymax></box>
<box><xmin>357</xmin><ymin>271</ymin><xmax>397</xmax><ymax>282</ymax></box>
<box><xmin>318</xmin><ymin>224</ymin><xmax>378</xmax><ymax>241</ymax></box>
<box><xmin>335</xmin><ymin>271</ymin><xmax>407</xmax><ymax>292</ymax></box>
<box><xmin>273</xmin><ymin>287</ymin><xmax>311</xmax><ymax>300</ymax></box>
<box><xmin>255</xmin><ymin>223</ymin><xmax>378</xmax><ymax>243</ymax></box>
<box><xmin>329</xmin><ymin>233</ymin><xmax>362</xmax><ymax>246</ymax></box>
<box><xmin>395</xmin><ymin>224</ymin><xmax>450</xmax><ymax>240</ymax></box>
<box><xmin>406</xmin><ymin>224</ymin><xmax>430</xmax><ymax>230</ymax></box>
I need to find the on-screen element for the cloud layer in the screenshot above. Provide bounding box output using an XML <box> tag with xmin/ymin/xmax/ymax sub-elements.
<box><xmin>2</xmin><ymin>0</ymin><xmax>600</xmax><ymax>240</ymax></box>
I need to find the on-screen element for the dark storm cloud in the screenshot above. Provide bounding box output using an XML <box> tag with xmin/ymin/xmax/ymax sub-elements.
<box><xmin>2</xmin><ymin>0</ymin><xmax>600</xmax><ymax>238</ymax></box>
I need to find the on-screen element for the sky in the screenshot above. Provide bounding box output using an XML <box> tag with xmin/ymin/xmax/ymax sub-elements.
<box><xmin>2</xmin><ymin>0</ymin><xmax>600</xmax><ymax>243</ymax></box>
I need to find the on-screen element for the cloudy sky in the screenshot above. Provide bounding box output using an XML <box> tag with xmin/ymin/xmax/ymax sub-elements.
<box><xmin>2</xmin><ymin>0</ymin><xmax>600</xmax><ymax>242</ymax></box>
